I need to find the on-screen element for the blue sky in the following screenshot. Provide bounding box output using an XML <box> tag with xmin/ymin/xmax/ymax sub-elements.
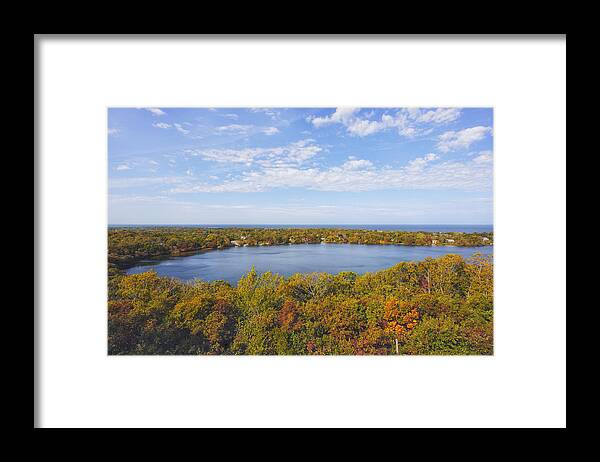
<box><xmin>108</xmin><ymin>107</ymin><xmax>493</xmax><ymax>224</ymax></box>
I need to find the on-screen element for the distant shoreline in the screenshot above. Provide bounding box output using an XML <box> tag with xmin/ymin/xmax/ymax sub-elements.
<box><xmin>108</xmin><ymin>224</ymin><xmax>494</xmax><ymax>233</ymax></box>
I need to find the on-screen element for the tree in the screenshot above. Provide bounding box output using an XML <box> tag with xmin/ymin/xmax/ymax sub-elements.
<box><xmin>383</xmin><ymin>298</ymin><xmax>420</xmax><ymax>354</ymax></box>
<box><xmin>107</xmin><ymin>243</ymin><xmax>493</xmax><ymax>356</ymax></box>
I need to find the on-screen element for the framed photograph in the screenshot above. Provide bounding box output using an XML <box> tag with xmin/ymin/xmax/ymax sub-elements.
<box><xmin>107</xmin><ymin>106</ymin><xmax>494</xmax><ymax>357</ymax></box>
<box><xmin>35</xmin><ymin>35</ymin><xmax>566</xmax><ymax>428</ymax></box>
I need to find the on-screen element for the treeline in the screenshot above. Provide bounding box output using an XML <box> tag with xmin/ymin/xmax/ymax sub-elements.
<box><xmin>108</xmin><ymin>253</ymin><xmax>493</xmax><ymax>355</ymax></box>
<box><xmin>108</xmin><ymin>227</ymin><xmax>493</xmax><ymax>273</ymax></box>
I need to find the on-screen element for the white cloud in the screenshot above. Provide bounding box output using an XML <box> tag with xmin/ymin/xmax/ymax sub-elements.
<box><xmin>411</xmin><ymin>108</ymin><xmax>461</xmax><ymax>124</ymax></box>
<box><xmin>343</xmin><ymin>112</ymin><xmax>412</xmax><ymax>137</ymax></box>
<box><xmin>116</xmin><ymin>164</ymin><xmax>131</xmax><ymax>171</ymax></box>
<box><xmin>148</xmin><ymin>160</ymin><xmax>159</xmax><ymax>166</ymax></box>
<box><xmin>224</xmin><ymin>113</ymin><xmax>239</xmax><ymax>120</ymax></box>
<box><xmin>169</xmin><ymin>152</ymin><xmax>491</xmax><ymax>194</ymax></box>
<box><xmin>174</xmin><ymin>123</ymin><xmax>190</xmax><ymax>135</ymax></box>
<box><xmin>142</xmin><ymin>108</ymin><xmax>166</xmax><ymax>116</ymax></box>
<box><xmin>262</xmin><ymin>127</ymin><xmax>279</xmax><ymax>136</ymax></box>
<box><xmin>407</xmin><ymin>153</ymin><xmax>439</xmax><ymax>170</ymax></box>
<box><xmin>109</xmin><ymin>194</ymin><xmax>490</xmax><ymax>222</ymax></box>
<box><xmin>248</xmin><ymin>108</ymin><xmax>283</xmax><ymax>121</ymax></box>
<box><xmin>310</xmin><ymin>107</ymin><xmax>461</xmax><ymax>138</ymax></box>
<box><xmin>215</xmin><ymin>124</ymin><xmax>254</xmax><ymax>135</ymax></box>
<box><xmin>345</xmin><ymin>118</ymin><xmax>389</xmax><ymax>137</ymax></box>
<box><xmin>441</xmin><ymin>126</ymin><xmax>493</xmax><ymax>152</ymax></box>
<box><xmin>473</xmin><ymin>150</ymin><xmax>493</xmax><ymax>163</ymax></box>
<box><xmin>108</xmin><ymin>127</ymin><xmax>120</xmax><ymax>136</ymax></box>
<box><xmin>151</xmin><ymin>121</ymin><xmax>191</xmax><ymax>135</ymax></box>
<box><xmin>399</xmin><ymin>126</ymin><xmax>418</xmax><ymax>137</ymax></box>
<box><xmin>309</xmin><ymin>107</ymin><xmax>360</xmax><ymax>128</ymax></box>
<box><xmin>437</xmin><ymin>126</ymin><xmax>492</xmax><ymax>152</ymax></box>
<box><xmin>214</xmin><ymin>124</ymin><xmax>282</xmax><ymax>136</ymax></box>
<box><xmin>186</xmin><ymin>139</ymin><xmax>321</xmax><ymax>167</ymax></box>
<box><xmin>341</xmin><ymin>159</ymin><xmax>373</xmax><ymax>170</ymax></box>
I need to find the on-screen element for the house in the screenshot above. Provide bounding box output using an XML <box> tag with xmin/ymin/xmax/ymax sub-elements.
<box><xmin>431</xmin><ymin>239</ymin><xmax>438</xmax><ymax>245</ymax></box>
<box><xmin>231</xmin><ymin>240</ymin><xmax>241</xmax><ymax>247</ymax></box>
<box><xmin>446</xmin><ymin>239</ymin><xmax>455</xmax><ymax>243</ymax></box>
<box><xmin>482</xmin><ymin>237</ymin><xmax>489</xmax><ymax>241</ymax></box>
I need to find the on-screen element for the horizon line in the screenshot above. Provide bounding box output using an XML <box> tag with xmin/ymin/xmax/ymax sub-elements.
<box><xmin>108</xmin><ymin>223</ymin><xmax>494</xmax><ymax>226</ymax></box>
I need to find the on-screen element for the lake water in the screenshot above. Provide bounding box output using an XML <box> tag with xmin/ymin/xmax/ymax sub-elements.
<box><xmin>125</xmin><ymin>243</ymin><xmax>493</xmax><ymax>284</ymax></box>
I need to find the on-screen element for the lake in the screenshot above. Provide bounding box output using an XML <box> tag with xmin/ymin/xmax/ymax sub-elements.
<box><xmin>125</xmin><ymin>243</ymin><xmax>493</xmax><ymax>284</ymax></box>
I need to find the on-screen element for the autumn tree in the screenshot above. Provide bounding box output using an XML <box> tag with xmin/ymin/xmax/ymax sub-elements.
<box><xmin>383</xmin><ymin>298</ymin><xmax>420</xmax><ymax>354</ymax></box>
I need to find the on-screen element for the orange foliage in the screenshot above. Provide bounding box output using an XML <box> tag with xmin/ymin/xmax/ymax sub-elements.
<box><xmin>383</xmin><ymin>299</ymin><xmax>420</xmax><ymax>338</ymax></box>
<box><xmin>278</xmin><ymin>299</ymin><xmax>300</xmax><ymax>332</ymax></box>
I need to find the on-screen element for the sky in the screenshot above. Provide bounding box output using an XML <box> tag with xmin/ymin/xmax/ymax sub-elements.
<box><xmin>108</xmin><ymin>107</ymin><xmax>493</xmax><ymax>225</ymax></box>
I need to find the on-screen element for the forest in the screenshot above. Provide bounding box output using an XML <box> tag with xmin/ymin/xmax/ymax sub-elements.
<box><xmin>108</xmin><ymin>227</ymin><xmax>493</xmax><ymax>355</ymax></box>
<box><xmin>108</xmin><ymin>227</ymin><xmax>492</xmax><ymax>274</ymax></box>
